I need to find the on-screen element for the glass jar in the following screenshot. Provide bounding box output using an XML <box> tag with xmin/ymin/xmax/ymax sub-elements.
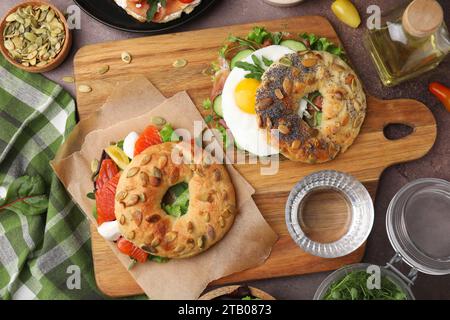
<box><xmin>314</xmin><ymin>178</ymin><xmax>450</xmax><ymax>300</ymax></box>
<box><xmin>364</xmin><ymin>0</ymin><xmax>450</xmax><ymax>86</ymax></box>
<box><xmin>314</xmin><ymin>263</ymin><xmax>416</xmax><ymax>300</ymax></box>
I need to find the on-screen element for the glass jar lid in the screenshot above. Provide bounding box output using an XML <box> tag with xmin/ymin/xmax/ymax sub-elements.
<box><xmin>386</xmin><ymin>178</ymin><xmax>450</xmax><ymax>275</ymax></box>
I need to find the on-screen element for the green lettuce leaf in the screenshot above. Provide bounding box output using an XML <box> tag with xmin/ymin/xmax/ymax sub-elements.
<box><xmin>159</xmin><ymin>124</ymin><xmax>180</xmax><ymax>143</ymax></box>
<box><xmin>164</xmin><ymin>187</ymin><xmax>189</xmax><ymax>218</ymax></box>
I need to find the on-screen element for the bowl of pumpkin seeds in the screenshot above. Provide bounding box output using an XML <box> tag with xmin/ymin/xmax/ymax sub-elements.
<box><xmin>0</xmin><ymin>1</ymin><xmax>72</xmax><ymax>73</ymax></box>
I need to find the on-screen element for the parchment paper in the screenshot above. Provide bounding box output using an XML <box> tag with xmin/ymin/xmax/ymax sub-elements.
<box><xmin>51</xmin><ymin>77</ymin><xmax>278</xmax><ymax>300</ymax></box>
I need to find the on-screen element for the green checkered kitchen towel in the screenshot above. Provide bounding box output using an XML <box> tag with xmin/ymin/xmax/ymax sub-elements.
<box><xmin>0</xmin><ymin>55</ymin><xmax>104</xmax><ymax>300</ymax></box>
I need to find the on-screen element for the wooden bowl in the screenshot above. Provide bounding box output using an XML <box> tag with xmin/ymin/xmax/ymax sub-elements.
<box><xmin>199</xmin><ymin>285</ymin><xmax>276</xmax><ymax>300</ymax></box>
<box><xmin>0</xmin><ymin>1</ymin><xmax>72</xmax><ymax>73</ymax></box>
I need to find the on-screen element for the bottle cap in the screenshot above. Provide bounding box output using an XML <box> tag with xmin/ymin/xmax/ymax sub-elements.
<box><xmin>402</xmin><ymin>0</ymin><xmax>444</xmax><ymax>38</ymax></box>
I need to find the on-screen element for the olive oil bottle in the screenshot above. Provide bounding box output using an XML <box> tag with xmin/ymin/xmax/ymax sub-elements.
<box><xmin>364</xmin><ymin>0</ymin><xmax>450</xmax><ymax>86</ymax></box>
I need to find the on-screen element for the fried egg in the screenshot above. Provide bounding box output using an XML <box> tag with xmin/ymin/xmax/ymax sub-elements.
<box><xmin>222</xmin><ymin>45</ymin><xmax>295</xmax><ymax>156</ymax></box>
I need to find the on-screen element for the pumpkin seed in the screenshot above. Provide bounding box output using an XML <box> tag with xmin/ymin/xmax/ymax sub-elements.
<box><xmin>140</xmin><ymin>154</ymin><xmax>152</xmax><ymax>166</ymax></box>
<box><xmin>132</xmin><ymin>210</ymin><xmax>143</xmax><ymax>226</ymax></box>
<box><xmin>45</xmin><ymin>9</ymin><xmax>55</xmax><ymax>23</ymax></box>
<box><xmin>127</xmin><ymin>167</ymin><xmax>140</xmax><ymax>178</ymax></box>
<box><xmin>207</xmin><ymin>225</ymin><xmax>216</xmax><ymax>240</ymax></box>
<box><xmin>90</xmin><ymin>159</ymin><xmax>99</xmax><ymax>173</ymax></box>
<box><xmin>165</xmin><ymin>232</ymin><xmax>177</xmax><ymax>242</ymax></box>
<box><xmin>6</xmin><ymin>13</ymin><xmax>17</xmax><ymax>22</ymax></box>
<box><xmin>172</xmin><ymin>58</ymin><xmax>187</xmax><ymax>68</ymax></box>
<box><xmin>153</xmin><ymin>167</ymin><xmax>162</xmax><ymax>178</ymax></box>
<box><xmin>116</xmin><ymin>191</ymin><xmax>128</xmax><ymax>201</ymax></box>
<box><xmin>291</xmin><ymin>140</ymin><xmax>301</xmax><ymax>150</ymax></box>
<box><xmin>146</xmin><ymin>214</ymin><xmax>161</xmax><ymax>224</ymax></box>
<box><xmin>150</xmin><ymin>116</ymin><xmax>166</xmax><ymax>126</ymax></box>
<box><xmin>278</xmin><ymin>124</ymin><xmax>290</xmax><ymax>135</ymax></box>
<box><xmin>187</xmin><ymin>221</ymin><xmax>194</xmax><ymax>233</ymax></box>
<box><xmin>119</xmin><ymin>215</ymin><xmax>126</xmax><ymax>225</ymax></box>
<box><xmin>121</xmin><ymin>51</ymin><xmax>132</xmax><ymax>63</ymax></box>
<box><xmin>24</xmin><ymin>32</ymin><xmax>36</xmax><ymax>42</ymax></box>
<box><xmin>62</xmin><ymin>76</ymin><xmax>74</xmax><ymax>83</ymax></box>
<box><xmin>219</xmin><ymin>216</ymin><xmax>225</xmax><ymax>228</ymax></box>
<box><xmin>197</xmin><ymin>236</ymin><xmax>206</xmax><ymax>249</ymax></box>
<box><xmin>142</xmin><ymin>245</ymin><xmax>157</xmax><ymax>254</ymax></box>
<box><xmin>174</xmin><ymin>245</ymin><xmax>185</xmax><ymax>254</ymax></box>
<box><xmin>274</xmin><ymin>88</ymin><xmax>284</xmax><ymax>100</ymax></box>
<box><xmin>151</xmin><ymin>238</ymin><xmax>161</xmax><ymax>247</ymax></box>
<box><xmin>213</xmin><ymin>169</ymin><xmax>221</xmax><ymax>182</ymax></box>
<box><xmin>126</xmin><ymin>194</ymin><xmax>139</xmax><ymax>206</ymax></box>
<box><xmin>186</xmin><ymin>238</ymin><xmax>195</xmax><ymax>249</ymax></box>
<box><xmin>158</xmin><ymin>156</ymin><xmax>168</xmax><ymax>169</ymax></box>
<box><xmin>149</xmin><ymin>176</ymin><xmax>161</xmax><ymax>187</ymax></box>
<box><xmin>97</xmin><ymin>65</ymin><xmax>109</xmax><ymax>75</ymax></box>
<box><xmin>140</xmin><ymin>172</ymin><xmax>149</xmax><ymax>187</ymax></box>
<box><xmin>283</xmin><ymin>78</ymin><xmax>293</xmax><ymax>94</ymax></box>
<box><xmin>4</xmin><ymin>40</ymin><xmax>15</xmax><ymax>51</ymax></box>
<box><xmin>301</xmin><ymin>58</ymin><xmax>317</xmax><ymax>68</ymax></box>
<box><xmin>78</xmin><ymin>85</ymin><xmax>92</xmax><ymax>93</ymax></box>
<box><xmin>279</xmin><ymin>57</ymin><xmax>292</xmax><ymax>66</ymax></box>
<box><xmin>256</xmin><ymin>97</ymin><xmax>273</xmax><ymax>110</ymax></box>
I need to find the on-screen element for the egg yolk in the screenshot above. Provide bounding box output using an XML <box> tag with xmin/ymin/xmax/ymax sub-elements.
<box><xmin>234</xmin><ymin>78</ymin><xmax>261</xmax><ymax>114</ymax></box>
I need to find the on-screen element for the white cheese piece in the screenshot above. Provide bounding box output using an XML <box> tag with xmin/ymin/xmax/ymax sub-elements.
<box><xmin>116</xmin><ymin>0</ymin><xmax>127</xmax><ymax>9</ymax></box>
<box><xmin>97</xmin><ymin>220</ymin><xmax>121</xmax><ymax>242</ymax></box>
<box><xmin>123</xmin><ymin>131</ymin><xmax>139</xmax><ymax>159</ymax></box>
<box><xmin>298</xmin><ymin>99</ymin><xmax>308</xmax><ymax>119</ymax></box>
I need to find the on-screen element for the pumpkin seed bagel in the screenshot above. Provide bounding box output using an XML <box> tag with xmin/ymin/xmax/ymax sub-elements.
<box><xmin>256</xmin><ymin>50</ymin><xmax>366</xmax><ymax>163</ymax></box>
<box><xmin>115</xmin><ymin>142</ymin><xmax>236</xmax><ymax>259</ymax></box>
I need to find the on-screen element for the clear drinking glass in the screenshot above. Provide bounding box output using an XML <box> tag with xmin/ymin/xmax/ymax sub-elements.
<box><xmin>285</xmin><ymin>170</ymin><xmax>374</xmax><ymax>258</ymax></box>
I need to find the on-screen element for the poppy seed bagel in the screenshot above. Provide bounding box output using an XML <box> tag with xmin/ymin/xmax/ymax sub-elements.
<box><xmin>255</xmin><ymin>50</ymin><xmax>366</xmax><ymax>163</ymax></box>
<box><xmin>115</xmin><ymin>142</ymin><xmax>236</xmax><ymax>259</ymax></box>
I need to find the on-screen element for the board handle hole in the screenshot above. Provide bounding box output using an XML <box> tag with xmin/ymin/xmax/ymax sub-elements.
<box><xmin>383</xmin><ymin>123</ymin><xmax>414</xmax><ymax>140</ymax></box>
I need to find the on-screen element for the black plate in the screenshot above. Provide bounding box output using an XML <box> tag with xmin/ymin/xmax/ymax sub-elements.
<box><xmin>74</xmin><ymin>0</ymin><xmax>218</xmax><ymax>34</ymax></box>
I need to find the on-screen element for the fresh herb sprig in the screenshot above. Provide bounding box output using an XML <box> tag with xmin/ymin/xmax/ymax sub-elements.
<box><xmin>220</xmin><ymin>27</ymin><xmax>284</xmax><ymax>58</ymax></box>
<box><xmin>300</xmin><ymin>33</ymin><xmax>346</xmax><ymax>60</ymax></box>
<box><xmin>248</xmin><ymin>27</ymin><xmax>283</xmax><ymax>45</ymax></box>
<box><xmin>146</xmin><ymin>0</ymin><xmax>167</xmax><ymax>22</ymax></box>
<box><xmin>234</xmin><ymin>55</ymin><xmax>273</xmax><ymax>81</ymax></box>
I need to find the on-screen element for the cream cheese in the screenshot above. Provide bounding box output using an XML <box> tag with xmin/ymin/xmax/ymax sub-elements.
<box><xmin>98</xmin><ymin>220</ymin><xmax>121</xmax><ymax>242</ymax></box>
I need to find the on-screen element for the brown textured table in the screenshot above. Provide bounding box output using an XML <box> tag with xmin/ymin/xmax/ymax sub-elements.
<box><xmin>1</xmin><ymin>0</ymin><xmax>448</xmax><ymax>299</ymax></box>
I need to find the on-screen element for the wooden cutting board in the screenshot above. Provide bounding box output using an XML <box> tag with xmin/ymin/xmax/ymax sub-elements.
<box><xmin>73</xmin><ymin>16</ymin><xmax>437</xmax><ymax>297</ymax></box>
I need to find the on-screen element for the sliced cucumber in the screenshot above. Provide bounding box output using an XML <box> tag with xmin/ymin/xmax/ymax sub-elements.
<box><xmin>280</xmin><ymin>40</ymin><xmax>307</xmax><ymax>52</ymax></box>
<box><xmin>231</xmin><ymin>49</ymin><xmax>254</xmax><ymax>69</ymax></box>
<box><xmin>213</xmin><ymin>95</ymin><xmax>223</xmax><ymax>118</ymax></box>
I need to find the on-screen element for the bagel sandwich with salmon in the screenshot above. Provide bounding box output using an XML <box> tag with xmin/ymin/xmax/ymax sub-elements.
<box><xmin>89</xmin><ymin>119</ymin><xmax>237</xmax><ymax>268</ymax></box>
<box><xmin>114</xmin><ymin>0</ymin><xmax>202</xmax><ymax>23</ymax></box>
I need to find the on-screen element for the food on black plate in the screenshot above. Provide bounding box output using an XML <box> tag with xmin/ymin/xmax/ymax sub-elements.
<box><xmin>114</xmin><ymin>0</ymin><xmax>201</xmax><ymax>23</ymax></box>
